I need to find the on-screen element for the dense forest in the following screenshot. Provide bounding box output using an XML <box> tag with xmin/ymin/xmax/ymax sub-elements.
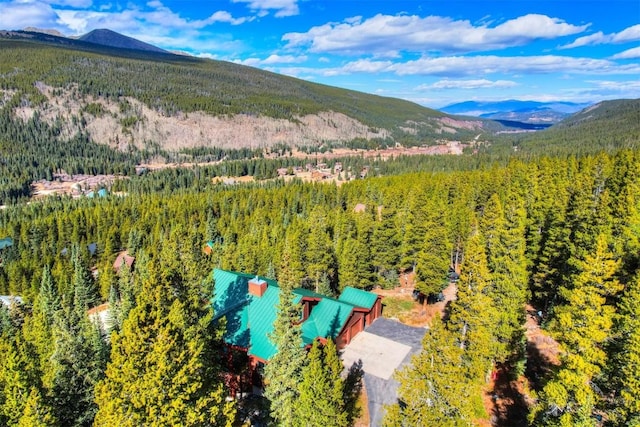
<box><xmin>0</xmin><ymin>148</ymin><xmax>639</xmax><ymax>425</ymax></box>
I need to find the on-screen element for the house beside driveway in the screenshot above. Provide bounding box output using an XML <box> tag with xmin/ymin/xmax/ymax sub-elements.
<box><xmin>211</xmin><ymin>268</ymin><xmax>382</xmax><ymax>394</ymax></box>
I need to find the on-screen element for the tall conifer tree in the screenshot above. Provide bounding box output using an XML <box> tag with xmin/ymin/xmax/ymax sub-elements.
<box><xmin>480</xmin><ymin>193</ymin><xmax>528</xmax><ymax>362</ymax></box>
<box><xmin>296</xmin><ymin>339</ymin><xmax>348</xmax><ymax>427</ymax></box>
<box><xmin>263</xmin><ymin>273</ymin><xmax>306</xmax><ymax>427</ymax></box>
<box><xmin>609</xmin><ymin>272</ymin><xmax>640</xmax><ymax>424</ymax></box>
<box><xmin>385</xmin><ymin>317</ymin><xmax>483</xmax><ymax>426</ymax></box>
<box><xmin>448</xmin><ymin>228</ymin><xmax>498</xmax><ymax>379</ymax></box>
<box><xmin>532</xmin><ymin>234</ymin><xmax>622</xmax><ymax>426</ymax></box>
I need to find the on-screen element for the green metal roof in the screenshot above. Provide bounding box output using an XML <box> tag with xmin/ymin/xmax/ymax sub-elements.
<box><xmin>211</xmin><ymin>269</ymin><xmax>379</xmax><ymax>361</ymax></box>
<box><xmin>301</xmin><ymin>297</ymin><xmax>354</xmax><ymax>343</ymax></box>
<box><xmin>212</xmin><ymin>269</ymin><xmax>295</xmax><ymax>361</ymax></box>
<box><xmin>339</xmin><ymin>286</ymin><xmax>380</xmax><ymax>309</ymax></box>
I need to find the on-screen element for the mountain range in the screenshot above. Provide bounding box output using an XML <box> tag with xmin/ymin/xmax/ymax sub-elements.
<box><xmin>440</xmin><ymin>100</ymin><xmax>592</xmax><ymax>124</ymax></box>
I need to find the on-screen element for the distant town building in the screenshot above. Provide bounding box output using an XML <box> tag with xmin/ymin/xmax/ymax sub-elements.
<box><xmin>203</xmin><ymin>241</ymin><xmax>215</xmax><ymax>256</ymax></box>
<box><xmin>113</xmin><ymin>251</ymin><xmax>135</xmax><ymax>272</ymax></box>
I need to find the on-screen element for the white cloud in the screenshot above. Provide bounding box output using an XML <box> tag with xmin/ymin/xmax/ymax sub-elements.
<box><xmin>560</xmin><ymin>31</ymin><xmax>606</xmax><ymax>49</ymax></box>
<box><xmin>283</xmin><ymin>13</ymin><xmax>588</xmax><ymax>57</ymax></box>
<box><xmin>56</xmin><ymin>9</ymin><xmax>134</xmax><ymax>34</ymax></box>
<box><xmin>262</xmin><ymin>54</ymin><xmax>306</xmax><ymax>64</ymax></box>
<box><xmin>30</xmin><ymin>0</ymin><xmax>252</xmax><ymax>37</ymax></box>
<box><xmin>611</xmin><ymin>46</ymin><xmax>640</xmax><ymax>60</ymax></box>
<box><xmin>587</xmin><ymin>79</ymin><xmax>640</xmax><ymax>92</ymax></box>
<box><xmin>342</xmin><ymin>59</ymin><xmax>393</xmax><ymax>73</ymax></box>
<box><xmin>562</xmin><ymin>24</ymin><xmax>640</xmax><ymax>49</ymax></box>
<box><xmin>418</xmin><ymin>79</ymin><xmax>518</xmax><ymax>90</ymax></box>
<box><xmin>0</xmin><ymin>0</ymin><xmax>61</xmax><ymax>31</ymax></box>
<box><xmin>140</xmin><ymin>2</ymin><xmax>251</xmax><ymax>28</ymax></box>
<box><xmin>337</xmin><ymin>55</ymin><xmax>640</xmax><ymax>77</ymax></box>
<box><xmin>50</xmin><ymin>0</ymin><xmax>252</xmax><ymax>55</ymax></box>
<box><xmin>544</xmin><ymin>81</ymin><xmax>640</xmax><ymax>104</ymax></box>
<box><xmin>196</xmin><ymin>52</ymin><xmax>219</xmax><ymax>60</ymax></box>
<box><xmin>233</xmin><ymin>0</ymin><xmax>299</xmax><ymax>17</ymax></box>
<box><xmin>253</xmin><ymin>54</ymin><xmax>640</xmax><ymax>83</ymax></box>
<box><xmin>145</xmin><ymin>32</ymin><xmax>246</xmax><ymax>54</ymax></box>
<box><xmin>234</xmin><ymin>54</ymin><xmax>307</xmax><ymax>66</ymax></box>
<box><xmin>205</xmin><ymin>11</ymin><xmax>252</xmax><ymax>26</ymax></box>
<box><xmin>46</xmin><ymin>0</ymin><xmax>93</xmax><ymax>7</ymax></box>
<box><xmin>612</xmin><ymin>24</ymin><xmax>640</xmax><ymax>43</ymax></box>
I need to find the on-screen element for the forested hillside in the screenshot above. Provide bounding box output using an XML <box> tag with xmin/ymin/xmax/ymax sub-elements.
<box><xmin>0</xmin><ymin>32</ymin><xmax>487</xmax><ymax>146</ymax></box>
<box><xmin>0</xmin><ymin>148</ymin><xmax>639</xmax><ymax>425</ymax></box>
<box><xmin>511</xmin><ymin>99</ymin><xmax>640</xmax><ymax>155</ymax></box>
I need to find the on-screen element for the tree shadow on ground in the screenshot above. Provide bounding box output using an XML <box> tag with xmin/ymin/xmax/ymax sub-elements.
<box><xmin>489</xmin><ymin>365</ymin><xmax>529</xmax><ymax>427</ymax></box>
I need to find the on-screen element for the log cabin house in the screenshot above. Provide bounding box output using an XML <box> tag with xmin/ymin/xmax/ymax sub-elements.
<box><xmin>211</xmin><ymin>268</ymin><xmax>382</xmax><ymax>395</ymax></box>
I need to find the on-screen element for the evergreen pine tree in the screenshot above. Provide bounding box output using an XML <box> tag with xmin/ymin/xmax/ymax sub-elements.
<box><xmin>17</xmin><ymin>387</ymin><xmax>55</xmax><ymax>427</ymax></box>
<box><xmin>385</xmin><ymin>317</ymin><xmax>483</xmax><ymax>426</ymax></box>
<box><xmin>609</xmin><ymin>272</ymin><xmax>640</xmax><ymax>423</ymax></box>
<box><xmin>70</xmin><ymin>244</ymin><xmax>98</xmax><ymax>312</ymax></box>
<box><xmin>371</xmin><ymin>207</ymin><xmax>401</xmax><ymax>279</ymax></box>
<box><xmin>337</xmin><ymin>236</ymin><xmax>372</xmax><ymax>290</ymax></box>
<box><xmin>49</xmin><ymin>296</ymin><xmax>107</xmax><ymax>426</ymax></box>
<box><xmin>296</xmin><ymin>339</ymin><xmax>348</xmax><ymax>427</ymax></box>
<box><xmin>263</xmin><ymin>275</ymin><xmax>306</xmax><ymax>427</ymax></box>
<box><xmin>532</xmin><ymin>234</ymin><xmax>622</xmax><ymax>426</ymax></box>
<box><xmin>279</xmin><ymin>224</ymin><xmax>306</xmax><ymax>288</ymax></box>
<box><xmin>397</xmin><ymin>189</ymin><xmax>429</xmax><ymax>272</ymax></box>
<box><xmin>0</xmin><ymin>319</ymin><xmax>44</xmax><ymax>427</ymax></box>
<box><xmin>305</xmin><ymin>207</ymin><xmax>335</xmax><ymax>292</ymax></box>
<box><xmin>448</xmin><ymin>228</ymin><xmax>498</xmax><ymax>380</ymax></box>
<box><xmin>415</xmin><ymin>208</ymin><xmax>452</xmax><ymax>297</ymax></box>
<box><xmin>22</xmin><ymin>266</ymin><xmax>59</xmax><ymax>389</ymax></box>
<box><xmin>530</xmin><ymin>207</ymin><xmax>571</xmax><ymax>312</ymax></box>
<box><xmin>480</xmin><ymin>193</ymin><xmax>528</xmax><ymax>362</ymax></box>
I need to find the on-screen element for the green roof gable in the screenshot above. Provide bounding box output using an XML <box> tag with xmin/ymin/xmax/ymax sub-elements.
<box><xmin>211</xmin><ymin>269</ymin><xmax>379</xmax><ymax>361</ymax></box>
<box><xmin>301</xmin><ymin>297</ymin><xmax>354</xmax><ymax>343</ymax></box>
<box><xmin>339</xmin><ymin>286</ymin><xmax>380</xmax><ymax>310</ymax></box>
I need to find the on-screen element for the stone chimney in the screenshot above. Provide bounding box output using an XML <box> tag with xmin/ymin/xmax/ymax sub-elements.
<box><xmin>248</xmin><ymin>276</ymin><xmax>267</xmax><ymax>297</ymax></box>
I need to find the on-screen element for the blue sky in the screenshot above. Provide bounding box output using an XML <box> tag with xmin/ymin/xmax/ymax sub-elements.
<box><xmin>1</xmin><ymin>0</ymin><xmax>639</xmax><ymax>109</ymax></box>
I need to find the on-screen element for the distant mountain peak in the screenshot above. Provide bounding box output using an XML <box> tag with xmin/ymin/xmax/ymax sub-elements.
<box><xmin>78</xmin><ymin>29</ymin><xmax>168</xmax><ymax>54</ymax></box>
